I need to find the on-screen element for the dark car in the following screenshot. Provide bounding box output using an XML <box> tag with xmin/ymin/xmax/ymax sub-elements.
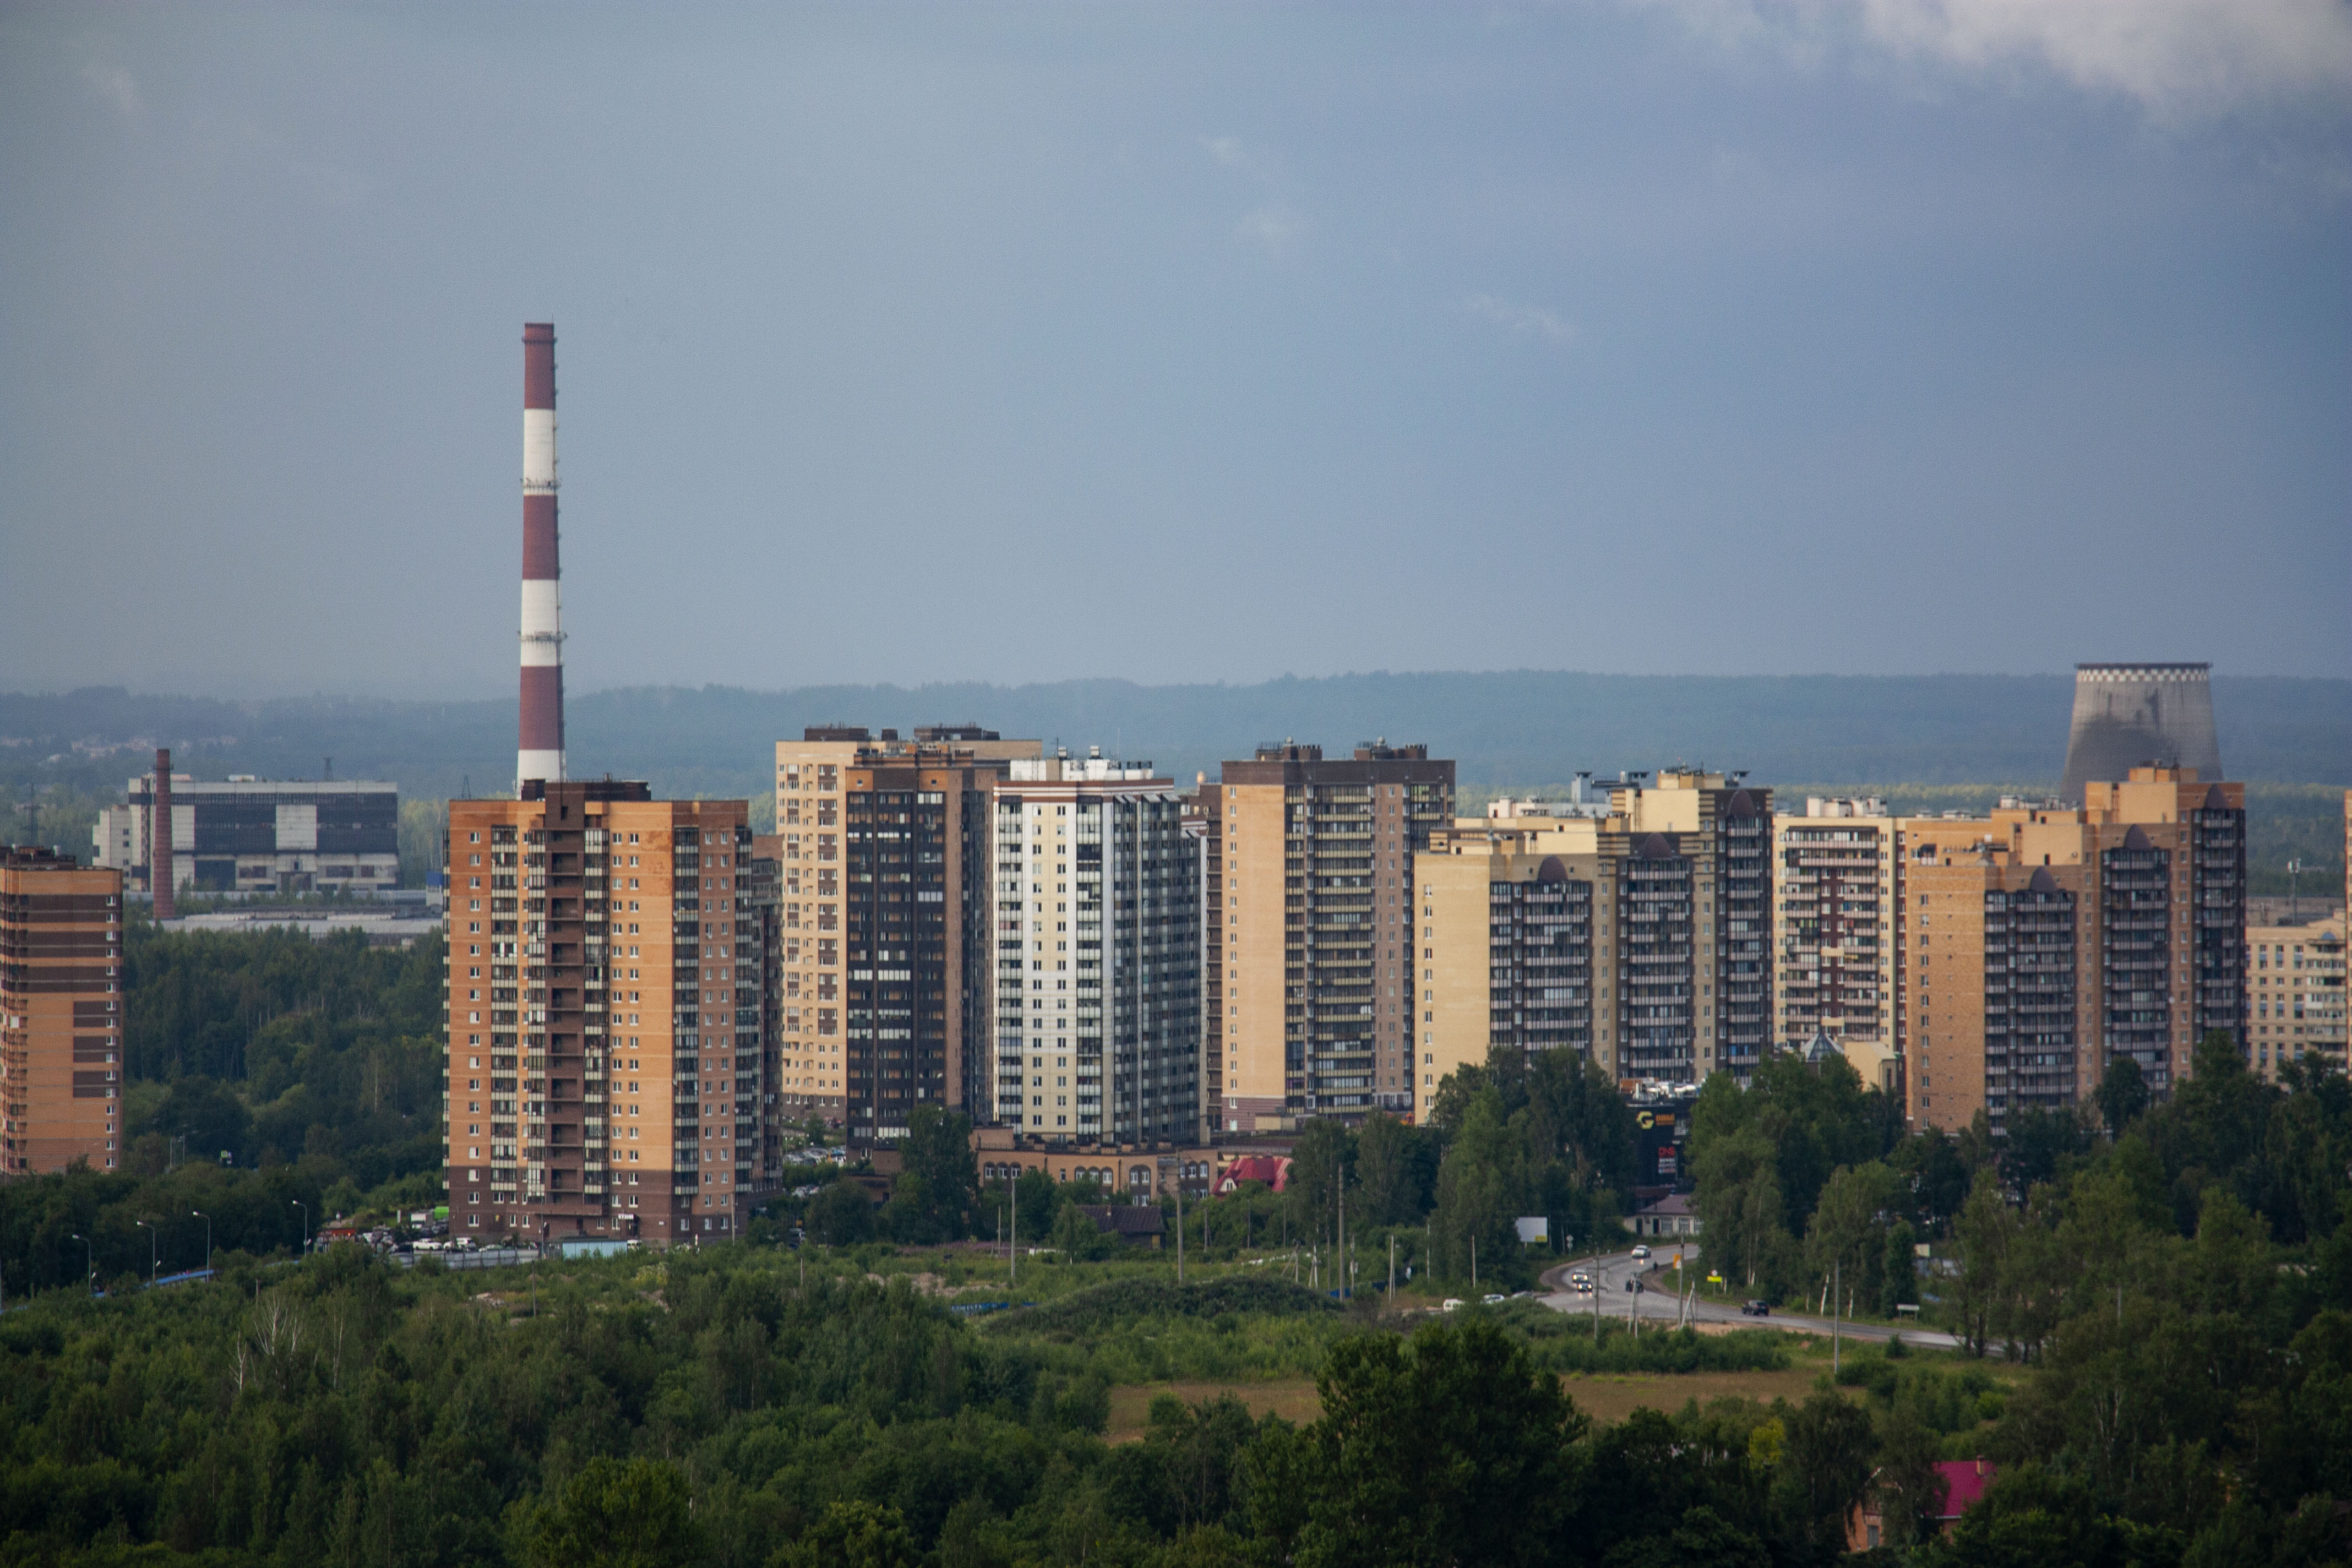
<box><xmin>1741</xmin><ymin>1299</ymin><xmax>1771</xmax><ymax>1316</ymax></box>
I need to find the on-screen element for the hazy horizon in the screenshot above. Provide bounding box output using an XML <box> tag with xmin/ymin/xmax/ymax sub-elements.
<box><xmin>5</xmin><ymin>3</ymin><xmax>2348</xmax><ymax>696</ymax></box>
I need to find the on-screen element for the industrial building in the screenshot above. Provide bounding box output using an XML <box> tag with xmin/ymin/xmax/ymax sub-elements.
<box><xmin>1</xmin><ymin>846</ymin><xmax>126</xmax><ymax>1175</ymax></box>
<box><xmin>2059</xmin><ymin>662</ymin><xmax>2222</xmax><ymax>805</ymax></box>
<box><xmin>95</xmin><ymin>763</ymin><xmax>398</xmax><ymax>896</ymax></box>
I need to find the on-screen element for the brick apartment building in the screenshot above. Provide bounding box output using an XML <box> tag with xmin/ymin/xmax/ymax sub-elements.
<box><xmin>1</xmin><ymin>847</ymin><xmax>126</xmax><ymax>1174</ymax></box>
<box><xmin>445</xmin><ymin>782</ymin><xmax>768</xmax><ymax>1246</ymax></box>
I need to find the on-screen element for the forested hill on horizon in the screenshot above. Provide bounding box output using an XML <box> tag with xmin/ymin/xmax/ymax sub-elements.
<box><xmin>4</xmin><ymin>671</ymin><xmax>2346</xmax><ymax>803</ymax></box>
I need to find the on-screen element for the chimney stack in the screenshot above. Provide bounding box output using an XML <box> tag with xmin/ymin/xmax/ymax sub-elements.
<box><xmin>151</xmin><ymin>748</ymin><xmax>175</xmax><ymax>920</ymax></box>
<box><xmin>518</xmin><ymin>322</ymin><xmax>567</xmax><ymax>793</ymax></box>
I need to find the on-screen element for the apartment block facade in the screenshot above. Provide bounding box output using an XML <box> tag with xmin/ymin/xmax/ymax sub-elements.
<box><xmin>1415</xmin><ymin>826</ymin><xmax>1605</xmax><ymax>1099</ymax></box>
<box><xmin>446</xmin><ymin>783</ymin><xmax>766</xmax><ymax>1246</ymax></box>
<box><xmin>773</xmin><ymin>727</ymin><xmax>1038</xmax><ymax>1146</ymax></box>
<box><xmin>1</xmin><ymin>847</ymin><xmax>126</xmax><ymax>1175</ymax></box>
<box><xmin>985</xmin><ymin>753</ymin><xmax>1199</xmax><ymax>1142</ymax></box>
<box><xmin>97</xmin><ymin>775</ymin><xmax>399</xmax><ymax>895</ymax></box>
<box><xmin>1899</xmin><ymin>767</ymin><xmax>2248</xmax><ymax>1133</ymax></box>
<box><xmin>1193</xmin><ymin>743</ymin><xmax>1453</xmax><ymax>1132</ymax></box>
<box><xmin>1411</xmin><ymin>770</ymin><xmax>1772</xmax><ymax>1093</ymax></box>
<box><xmin>2246</xmin><ymin>918</ymin><xmax>2345</xmax><ymax>1082</ymax></box>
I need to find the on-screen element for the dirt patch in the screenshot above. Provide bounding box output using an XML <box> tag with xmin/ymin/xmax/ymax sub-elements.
<box><xmin>1106</xmin><ymin>1380</ymin><xmax>1324</xmax><ymax>1443</ymax></box>
<box><xmin>1560</xmin><ymin>1366</ymin><xmax>1847</xmax><ymax>1424</ymax></box>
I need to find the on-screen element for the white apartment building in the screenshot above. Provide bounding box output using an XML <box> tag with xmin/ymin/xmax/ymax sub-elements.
<box><xmin>987</xmin><ymin>752</ymin><xmax>1199</xmax><ymax>1143</ymax></box>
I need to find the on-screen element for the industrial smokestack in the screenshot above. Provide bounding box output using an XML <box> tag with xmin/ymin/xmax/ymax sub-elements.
<box><xmin>151</xmin><ymin>748</ymin><xmax>175</xmax><ymax>921</ymax></box>
<box><xmin>518</xmin><ymin>323</ymin><xmax>566</xmax><ymax>792</ymax></box>
<box><xmin>2059</xmin><ymin>662</ymin><xmax>2222</xmax><ymax>803</ymax></box>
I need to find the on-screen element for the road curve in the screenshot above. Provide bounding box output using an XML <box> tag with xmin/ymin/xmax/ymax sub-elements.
<box><xmin>1537</xmin><ymin>1250</ymin><xmax>1962</xmax><ymax>1352</ymax></box>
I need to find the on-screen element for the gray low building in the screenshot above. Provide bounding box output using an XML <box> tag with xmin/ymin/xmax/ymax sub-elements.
<box><xmin>96</xmin><ymin>774</ymin><xmax>399</xmax><ymax>895</ymax></box>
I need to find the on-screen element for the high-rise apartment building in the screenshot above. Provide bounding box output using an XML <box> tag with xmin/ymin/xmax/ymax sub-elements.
<box><xmin>1</xmin><ymin>847</ymin><xmax>126</xmax><ymax>1175</ymax></box>
<box><xmin>96</xmin><ymin>772</ymin><xmax>399</xmax><ymax>895</ymax></box>
<box><xmin>445</xmin><ymin>783</ymin><xmax>766</xmax><ymax>1246</ymax></box>
<box><xmin>772</xmin><ymin>727</ymin><xmax>1038</xmax><ymax>1146</ymax></box>
<box><xmin>1416</xmin><ymin>825</ymin><xmax>1603</xmax><ymax>1098</ymax></box>
<box><xmin>1770</xmin><ymin>799</ymin><xmax>2017</xmax><ymax>1097</ymax></box>
<box><xmin>1899</xmin><ymin>767</ymin><xmax>2247</xmax><ymax>1133</ymax></box>
<box><xmin>1193</xmin><ymin>743</ymin><xmax>1454</xmax><ymax>1132</ymax></box>
<box><xmin>1412</xmin><ymin>769</ymin><xmax>1772</xmax><ymax>1092</ymax></box>
<box><xmin>2246</xmin><ymin>919</ymin><xmax>2345</xmax><ymax>1082</ymax></box>
<box><xmin>984</xmin><ymin>753</ymin><xmax>1199</xmax><ymax>1141</ymax></box>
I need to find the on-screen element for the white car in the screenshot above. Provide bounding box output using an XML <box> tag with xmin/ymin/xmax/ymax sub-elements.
<box><xmin>1482</xmin><ymin>1293</ymin><xmax>1507</xmax><ymax>1305</ymax></box>
<box><xmin>1442</xmin><ymin>1298</ymin><xmax>1465</xmax><ymax>1312</ymax></box>
<box><xmin>1631</xmin><ymin>1244</ymin><xmax>1651</xmax><ymax>1260</ymax></box>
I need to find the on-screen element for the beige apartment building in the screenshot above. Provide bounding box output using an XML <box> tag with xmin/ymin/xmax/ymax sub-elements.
<box><xmin>446</xmin><ymin>783</ymin><xmax>764</xmax><ymax>1246</ymax></box>
<box><xmin>1190</xmin><ymin>743</ymin><xmax>1453</xmax><ymax>1133</ymax></box>
<box><xmin>1413</xmin><ymin>769</ymin><xmax>1773</xmax><ymax>1093</ymax></box>
<box><xmin>1898</xmin><ymin>767</ymin><xmax>2248</xmax><ymax>1133</ymax></box>
<box><xmin>2246</xmin><ymin>919</ymin><xmax>2345</xmax><ymax>1081</ymax></box>
<box><xmin>1</xmin><ymin>847</ymin><xmax>126</xmax><ymax>1175</ymax></box>
<box><xmin>773</xmin><ymin>726</ymin><xmax>1039</xmax><ymax>1145</ymax></box>
<box><xmin>1772</xmin><ymin>799</ymin><xmax>2015</xmax><ymax>1098</ymax></box>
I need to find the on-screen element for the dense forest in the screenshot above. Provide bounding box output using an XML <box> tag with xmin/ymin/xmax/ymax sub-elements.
<box><xmin>0</xmin><ymin>919</ymin><xmax>446</xmax><ymax>1294</ymax></box>
<box><xmin>1681</xmin><ymin>1037</ymin><xmax>2352</xmax><ymax>1562</ymax></box>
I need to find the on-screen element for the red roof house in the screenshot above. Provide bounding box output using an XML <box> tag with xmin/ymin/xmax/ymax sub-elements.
<box><xmin>1847</xmin><ymin>1458</ymin><xmax>1995</xmax><ymax>1551</ymax></box>
<box><xmin>1216</xmin><ymin>1155</ymin><xmax>1291</xmax><ymax>1195</ymax></box>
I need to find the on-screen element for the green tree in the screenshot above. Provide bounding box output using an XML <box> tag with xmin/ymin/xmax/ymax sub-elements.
<box><xmin>2097</xmin><ymin>1055</ymin><xmax>2152</xmax><ymax>1136</ymax></box>
<box><xmin>1772</xmin><ymin>1391</ymin><xmax>1875</xmax><ymax>1559</ymax></box>
<box><xmin>1430</xmin><ymin>1086</ymin><xmax>1523</xmax><ymax>1286</ymax></box>
<box><xmin>519</xmin><ymin>1457</ymin><xmax>703</xmax><ymax>1568</ymax></box>
<box><xmin>772</xmin><ymin>1499</ymin><xmax>919</xmax><ymax>1568</ymax></box>
<box><xmin>1355</xmin><ymin>1110</ymin><xmax>1419</xmax><ymax>1226</ymax></box>
<box><xmin>892</xmin><ymin>1106</ymin><xmax>978</xmax><ymax>1242</ymax></box>
<box><xmin>804</xmin><ymin>1177</ymin><xmax>875</xmax><ymax>1245</ymax></box>
<box><xmin>1248</xmin><ymin>1317</ymin><xmax>1586</xmax><ymax>1567</ymax></box>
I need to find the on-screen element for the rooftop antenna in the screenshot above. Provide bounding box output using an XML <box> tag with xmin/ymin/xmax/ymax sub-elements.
<box><xmin>324</xmin><ymin>756</ymin><xmax>333</xmax><ymax>781</ymax></box>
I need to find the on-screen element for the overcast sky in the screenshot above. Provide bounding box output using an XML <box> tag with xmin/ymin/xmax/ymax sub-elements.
<box><xmin>3</xmin><ymin>1</ymin><xmax>2347</xmax><ymax>696</ymax></box>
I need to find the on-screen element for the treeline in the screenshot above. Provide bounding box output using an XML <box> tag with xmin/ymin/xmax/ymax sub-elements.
<box><xmin>1687</xmin><ymin>1033</ymin><xmax>2352</xmax><ymax>1558</ymax></box>
<box><xmin>792</xmin><ymin>1053</ymin><xmax>1640</xmax><ymax>1291</ymax></box>
<box><xmin>0</xmin><ymin>1246</ymin><xmax>1932</xmax><ymax>1568</ymax></box>
<box><xmin>1</xmin><ymin>922</ymin><xmax>446</xmax><ymax>1295</ymax></box>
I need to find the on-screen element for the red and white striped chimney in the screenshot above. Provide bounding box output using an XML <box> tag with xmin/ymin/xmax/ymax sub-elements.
<box><xmin>518</xmin><ymin>323</ymin><xmax>565</xmax><ymax>791</ymax></box>
<box><xmin>151</xmin><ymin>748</ymin><xmax>175</xmax><ymax>921</ymax></box>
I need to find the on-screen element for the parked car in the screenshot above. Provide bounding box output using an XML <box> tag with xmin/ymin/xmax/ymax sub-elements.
<box><xmin>1741</xmin><ymin>1299</ymin><xmax>1771</xmax><ymax>1317</ymax></box>
<box><xmin>1482</xmin><ymin>1293</ymin><xmax>1507</xmax><ymax>1305</ymax></box>
<box><xmin>1442</xmin><ymin>1298</ymin><xmax>1466</xmax><ymax>1313</ymax></box>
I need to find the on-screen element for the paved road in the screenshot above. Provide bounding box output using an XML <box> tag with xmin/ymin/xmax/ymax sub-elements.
<box><xmin>1537</xmin><ymin>1249</ymin><xmax>1962</xmax><ymax>1351</ymax></box>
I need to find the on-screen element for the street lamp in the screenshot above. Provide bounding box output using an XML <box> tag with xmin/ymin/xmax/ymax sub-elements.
<box><xmin>290</xmin><ymin>1200</ymin><xmax>308</xmax><ymax>1258</ymax></box>
<box><xmin>135</xmin><ymin>1219</ymin><xmax>156</xmax><ymax>1284</ymax></box>
<box><xmin>192</xmin><ymin>1210</ymin><xmax>211</xmax><ymax>1275</ymax></box>
<box><xmin>68</xmin><ymin>1232</ymin><xmax>94</xmax><ymax>1297</ymax></box>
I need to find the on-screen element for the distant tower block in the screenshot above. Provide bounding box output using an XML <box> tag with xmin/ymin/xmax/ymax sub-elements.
<box><xmin>2060</xmin><ymin>663</ymin><xmax>2222</xmax><ymax>803</ymax></box>
<box><xmin>518</xmin><ymin>322</ymin><xmax>566</xmax><ymax>792</ymax></box>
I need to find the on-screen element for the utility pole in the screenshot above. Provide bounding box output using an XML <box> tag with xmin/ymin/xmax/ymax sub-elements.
<box><xmin>193</xmin><ymin>1211</ymin><xmax>211</xmax><ymax>1275</ymax></box>
<box><xmin>1388</xmin><ymin>1234</ymin><xmax>1396</xmax><ymax>1307</ymax></box>
<box><xmin>1336</xmin><ymin>1174</ymin><xmax>1345</xmax><ymax>1299</ymax></box>
<box><xmin>136</xmin><ymin>1220</ymin><xmax>156</xmax><ymax>1284</ymax></box>
<box><xmin>1174</xmin><ymin>1162</ymin><xmax>1185</xmax><ymax>1288</ymax></box>
<box><xmin>1010</xmin><ymin>1191</ymin><xmax>1017</xmax><ymax>1286</ymax></box>
<box><xmin>1471</xmin><ymin>1236</ymin><xmax>1477</xmax><ymax>1294</ymax></box>
<box><xmin>1832</xmin><ymin>1257</ymin><xmax>1841</xmax><ymax>1375</ymax></box>
<box><xmin>1593</xmin><ymin>1247</ymin><xmax>1602</xmax><ymax>1342</ymax></box>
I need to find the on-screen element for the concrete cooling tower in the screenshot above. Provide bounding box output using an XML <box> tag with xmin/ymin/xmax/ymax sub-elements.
<box><xmin>2060</xmin><ymin>663</ymin><xmax>2222</xmax><ymax>803</ymax></box>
